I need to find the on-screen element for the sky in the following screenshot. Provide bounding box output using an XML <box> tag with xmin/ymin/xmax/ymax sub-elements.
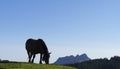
<box><xmin>0</xmin><ymin>0</ymin><xmax>120</xmax><ymax>63</ymax></box>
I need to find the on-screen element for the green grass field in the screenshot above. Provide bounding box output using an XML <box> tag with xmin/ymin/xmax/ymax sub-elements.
<box><xmin>0</xmin><ymin>62</ymin><xmax>77</xmax><ymax>69</ymax></box>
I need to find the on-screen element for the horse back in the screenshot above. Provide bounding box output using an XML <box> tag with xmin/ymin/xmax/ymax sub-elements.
<box><xmin>25</xmin><ymin>39</ymin><xmax>44</xmax><ymax>54</ymax></box>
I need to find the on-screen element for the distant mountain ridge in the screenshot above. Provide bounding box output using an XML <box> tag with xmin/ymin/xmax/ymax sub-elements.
<box><xmin>54</xmin><ymin>53</ymin><xmax>90</xmax><ymax>64</ymax></box>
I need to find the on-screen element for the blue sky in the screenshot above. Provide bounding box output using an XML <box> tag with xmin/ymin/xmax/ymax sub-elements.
<box><xmin>0</xmin><ymin>0</ymin><xmax>120</xmax><ymax>63</ymax></box>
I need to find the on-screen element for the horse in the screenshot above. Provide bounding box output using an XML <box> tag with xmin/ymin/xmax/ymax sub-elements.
<box><xmin>25</xmin><ymin>38</ymin><xmax>50</xmax><ymax>64</ymax></box>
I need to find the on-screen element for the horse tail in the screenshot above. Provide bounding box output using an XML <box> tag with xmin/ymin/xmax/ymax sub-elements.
<box><xmin>27</xmin><ymin>51</ymin><xmax>32</xmax><ymax>59</ymax></box>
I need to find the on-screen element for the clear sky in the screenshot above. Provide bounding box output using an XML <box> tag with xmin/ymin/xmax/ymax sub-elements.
<box><xmin>0</xmin><ymin>0</ymin><xmax>120</xmax><ymax>63</ymax></box>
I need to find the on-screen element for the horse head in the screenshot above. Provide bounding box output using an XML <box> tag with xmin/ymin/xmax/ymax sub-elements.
<box><xmin>43</xmin><ymin>52</ymin><xmax>51</xmax><ymax>64</ymax></box>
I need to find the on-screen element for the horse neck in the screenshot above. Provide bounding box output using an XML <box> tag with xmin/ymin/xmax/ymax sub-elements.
<box><xmin>43</xmin><ymin>46</ymin><xmax>49</xmax><ymax>54</ymax></box>
<box><xmin>41</xmin><ymin>40</ymin><xmax>49</xmax><ymax>54</ymax></box>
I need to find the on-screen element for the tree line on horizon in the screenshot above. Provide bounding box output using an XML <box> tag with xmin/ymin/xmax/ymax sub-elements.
<box><xmin>0</xmin><ymin>59</ymin><xmax>10</xmax><ymax>63</ymax></box>
<box><xmin>67</xmin><ymin>56</ymin><xmax>120</xmax><ymax>69</ymax></box>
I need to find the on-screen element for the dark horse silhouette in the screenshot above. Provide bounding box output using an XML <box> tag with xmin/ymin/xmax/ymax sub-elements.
<box><xmin>25</xmin><ymin>38</ymin><xmax>50</xmax><ymax>64</ymax></box>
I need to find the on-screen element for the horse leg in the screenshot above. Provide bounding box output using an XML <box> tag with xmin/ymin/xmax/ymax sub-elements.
<box><xmin>32</xmin><ymin>54</ymin><xmax>36</xmax><ymax>63</ymax></box>
<box><xmin>27</xmin><ymin>52</ymin><xmax>32</xmax><ymax>63</ymax></box>
<box><xmin>39</xmin><ymin>53</ymin><xmax>43</xmax><ymax>64</ymax></box>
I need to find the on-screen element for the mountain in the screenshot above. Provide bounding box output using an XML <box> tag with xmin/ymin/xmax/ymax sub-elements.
<box><xmin>54</xmin><ymin>53</ymin><xmax>90</xmax><ymax>64</ymax></box>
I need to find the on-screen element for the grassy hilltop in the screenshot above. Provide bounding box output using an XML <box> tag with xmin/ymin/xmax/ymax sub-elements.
<box><xmin>0</xmin><ymin>62</ymin><xmax>76</xmax><ymax>69</ymax></box>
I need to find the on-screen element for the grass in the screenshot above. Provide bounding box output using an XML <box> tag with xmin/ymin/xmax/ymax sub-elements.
<box><xmin>0</xmin><ymin>62</ymin><xmax>77</xmax><ymax>69</ymax></box>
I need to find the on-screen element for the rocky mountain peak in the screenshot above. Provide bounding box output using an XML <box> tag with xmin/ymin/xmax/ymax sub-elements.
<box><xmin>54</xmin><ymin>53</ymin><xmax>90</xmax><ymax>64</ymax></box>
